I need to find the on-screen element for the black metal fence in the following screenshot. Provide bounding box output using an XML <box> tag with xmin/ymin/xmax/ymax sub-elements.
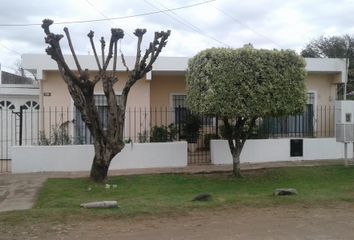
<box><xmin>0</xmin><ymin>105</ymin><xmax>336</xmax><ymax>170</ymax></box>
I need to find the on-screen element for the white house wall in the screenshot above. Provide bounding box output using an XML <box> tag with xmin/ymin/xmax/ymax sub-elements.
<box><xmin>11</xmin><ymin>138</ymin><xmax>352</xmax><ymax>173</ymax></box>
<box><xmin>11</xmin><ymin>142</ymin><xmax>187</xmax><ymax>173</ymax></box>
<box><xmin>210</xmin><ymin>138</ymin><xmax>353</xmax><ymax>164</ymax></box>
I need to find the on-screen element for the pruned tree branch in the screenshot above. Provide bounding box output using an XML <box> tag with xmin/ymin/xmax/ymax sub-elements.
<box><xmin>42</xmin><ymin>19</ymin><xmax>82</xmax><ymax>87</ymax></box>
<box><xmin>143</xmin><ymin>30</ymin><xmax>171</xmax><ymax>75</ymax></box>
<box><xmin>103</xmin><ymin>28</ymin><xmax>124</xmax><ymax>70</ymax></box>
<box><xmin>63</xmin><ymin>27</ymin><xmax>82</xmax><ymax>74</ymax></box>
<box><xmin>121</xmin><ymin>52</ymin><xmax>129</xmax><ymax>72</ymax></box>
<box><xmin>100</xmin><ymin>37</ymin><xmax>105</xmax><ymax>67</ymax></box>
<box><xmin>134</xmin><ymin>28</ymin><xmax>146</xmax><ymax>70</ymax></box>
<box><xmin>87</xmin><ymin>30</ymin><xmax>102</xmax><ymax>72</ymax></box>
<box><xmin>113</xmin><ymin>40</ymin><xmax>118</xmax><ymax>73</ymax></box>
<box><xmin>121</xmin><ymin>29</ymin><xmax>170</xmax><ymax>107</ymax></box>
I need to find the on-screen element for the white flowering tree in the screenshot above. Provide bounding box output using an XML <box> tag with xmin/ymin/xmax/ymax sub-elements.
<box><xmin>186</xmin><ymin>47</ymin><xmax>307</xmax><ymax>177</ymax></box>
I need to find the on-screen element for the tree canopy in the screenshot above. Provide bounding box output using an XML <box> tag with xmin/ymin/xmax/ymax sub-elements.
<box><xmin>186</xmin><ymin>47</ymin><xmax>307</xmax><ymax>118</ymax></box>
<box><xmin>186</xmin><ymin>47</ymin><xmax>307</xmax><ymax>177</ymax></box>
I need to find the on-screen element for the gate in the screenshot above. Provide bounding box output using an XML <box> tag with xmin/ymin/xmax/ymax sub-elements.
<box><xmin>0</xmin><ymin>104</ymin><xmax>39</xmax><ymax>173</ymax></box>
<box><xmin>175</xmin><ymin>107</ymin><xmax>218</xmax><ymax>165</ymax></box>
<box><xmin>0</xmin><ymin>108</ymin><xmax>18</xmax><ymax>173</ymax></box>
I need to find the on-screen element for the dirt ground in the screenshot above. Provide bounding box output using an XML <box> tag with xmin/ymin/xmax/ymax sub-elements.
<box><xmin>2</xmin><ymin>204</ymin><xmax>354</xmax><ymax>240</ymax></box>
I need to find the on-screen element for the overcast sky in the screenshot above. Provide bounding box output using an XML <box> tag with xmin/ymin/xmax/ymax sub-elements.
<box><xmin>0</xmin><ymin>0</ymin><xmax>353</xmax><ymax>73</ymax></box>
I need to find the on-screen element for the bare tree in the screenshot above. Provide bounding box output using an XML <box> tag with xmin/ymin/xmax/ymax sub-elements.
<box><xmin>42</xmin><ymin>19</ymin><xmax>170</xmax><ymax>182</ymax></box>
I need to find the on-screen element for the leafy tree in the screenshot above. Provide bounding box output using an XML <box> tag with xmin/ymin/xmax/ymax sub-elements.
<box><xmin>42</xmin><ymin>19</ymin><xmax>170</xmax><ymax>182</ymax></box>
<box><xmin>186</xmin><ymin>47</ymin><xmax>306</xmax><ymax>177</ymax></box>
<box><xmin>301</xmin><ymin>35</ymin><xmax>354</xmax><ymax>96</ymax></box>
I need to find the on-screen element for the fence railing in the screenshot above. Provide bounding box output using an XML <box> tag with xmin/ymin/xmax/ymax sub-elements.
<box><xmin>0</xmin><ymin>105</ymin><xmax>336</xmax><ymax>159</ymax></box>
<box><xmin>254</xmin><ymin>105</ymin><xmax>335</xmax><ymax>139</ymax></box>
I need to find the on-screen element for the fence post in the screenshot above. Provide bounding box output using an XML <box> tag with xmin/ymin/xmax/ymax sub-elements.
<box><xmin>215</xmin><ymin>116</ymin><xmax>219</xmax><ymax>137</ymax></box>
<box><xmin>177</xmin><ymin>106</ymin><xmax>181</xmax><ymax>141</ymax></box>
<box><xmin>19</xmin><ymin>105</ymin><xmax>24</xmax><ymax>146</ymax></box>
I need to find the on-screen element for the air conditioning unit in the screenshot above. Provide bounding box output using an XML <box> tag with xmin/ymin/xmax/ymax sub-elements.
<box><xmin>335</xmin><ymin>101</ymin><xmax>354</xmax><ymax>143</ymax></box>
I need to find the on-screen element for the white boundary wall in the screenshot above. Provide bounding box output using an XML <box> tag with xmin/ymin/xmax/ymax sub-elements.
<box><xmin>211</xmin><ymin>138</ymin><xmax>353</xmax><ymax>164</ymax></box>
<box><xmin>11</xmin><ymin>142</ymin><xmax>187</xmax><ymax>173</ymax></box>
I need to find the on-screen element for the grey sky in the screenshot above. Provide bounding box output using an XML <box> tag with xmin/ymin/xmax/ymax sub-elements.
<box><xmin>0</xmin><ymin>0</ymin><xmax>353</xmax><ymax>73</ymax></box>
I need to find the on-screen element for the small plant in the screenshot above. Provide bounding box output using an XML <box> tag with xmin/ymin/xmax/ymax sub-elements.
<box><xmin>150</xmin><ymin>126</ymin><xmax>168</xmax><ymax>142</ymax></box>
<box><xmin>138</xmin><ymin>130</ymin><xmax>149</xmax><ymax>143</ymax></box>
<box><xmin>38</xmin><ymin>125</ymin><xmax>72</xmax><ymax>145</ymax></box>
<box><xmin>150</xmin><ymin>124</ymin><xmax>177</xmax><ymax>142</ymax></box>
<box><xmin>168</xmin><ymin>124</ymin><xmax>177</xmax><ymax>141</ymax></box>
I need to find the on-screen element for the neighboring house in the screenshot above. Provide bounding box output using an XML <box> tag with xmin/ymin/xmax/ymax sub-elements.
<box><xmin>0</xmin><ymin>70</ymin><xmax>39</xmax><ymax>160</ymax></box>
<box><xmin>21</xmin><ymin>54</ymin><xmax>347</xmax><ymax>143</ymax></box>
<box><xmin>0</xmin><ymin>70</ymin><xmax>39</xmax><ymax>111</ymax></box>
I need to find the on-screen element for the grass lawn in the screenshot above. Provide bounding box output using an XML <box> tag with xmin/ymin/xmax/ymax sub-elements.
<box><xmin>1</xmin><ymin>165</ymin><xmax>354</xmax><ymax>225</ymax></box>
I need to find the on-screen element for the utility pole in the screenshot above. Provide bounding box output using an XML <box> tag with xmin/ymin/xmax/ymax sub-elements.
<box><xmin>344</xmin><ymin>36</ymin><xmax>350</xmax><ymax>100</ymax></box>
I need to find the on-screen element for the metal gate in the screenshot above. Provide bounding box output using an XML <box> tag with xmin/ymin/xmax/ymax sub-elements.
<box><xmin>175</xmin><ymin>107</ymin><xmax>218</xmax><ymax>165</ymax></box>
<box><xmin>0</xmin><ymin>108</ymin><xmax>19</xmax><ymax>173</ymax></box>
<box><xmin>0</xmin><ymin>105</ymin><xmax>38</xmax><ymax>173</ymax></box>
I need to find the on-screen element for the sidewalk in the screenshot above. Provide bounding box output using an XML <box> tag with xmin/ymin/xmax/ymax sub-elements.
<box><xmin>0</xmin><ymin>159</ymin><xmax>345</xmax><ymax>213</ymax></box>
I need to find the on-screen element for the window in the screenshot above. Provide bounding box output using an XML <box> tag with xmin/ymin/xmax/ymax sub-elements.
<box><xmin>75</xmin><ymin>94</ymin><xmax>122</xmax><ymax>144</ymax></box>
<box><xmin>262</xmin><ymin>93</ymin><xmax>315</xmax><ymax>137</ymax></box>
<box><xmin>0</xmin><ymin>100</ymin><xmax>15</xmax><ymax>110</ymax></box>
<box><xmin>172</xmin><ymin>95</ymin><xmax>188</xmax><ymax>124</ymax></box>
<box><xmin>23</xmin><ymin>101</ymin><xmax>39</xmax><ymax>110</ymax></box>
<box><xmin>171</xmin><ymin>94</ymin><xmax>213</xmax><ymax>126</ymax></box>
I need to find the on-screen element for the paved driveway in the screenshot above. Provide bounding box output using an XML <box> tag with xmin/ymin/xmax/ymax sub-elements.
<box><xmin>0</xmin><ymin>173</ymin><xmax>47</xmax><ymax>213</ymax></box>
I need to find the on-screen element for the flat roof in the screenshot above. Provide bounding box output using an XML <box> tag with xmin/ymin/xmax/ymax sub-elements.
<box><xmin>22</xmin><ymin>54</ymin><xmax>347</xmax><ymax>82</ymax></box>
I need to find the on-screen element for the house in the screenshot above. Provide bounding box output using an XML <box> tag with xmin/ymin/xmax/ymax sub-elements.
<box><xmin>7</xmin><ymin>54</ymin><xmax>350</xmax><ymax>172</ymax></box>
<box><xmin>0</xmin><ymin>70</ymin><xmax>39</xmax><ymax>111</ymax></box>
<box><xmin>22</xmin><ymin>54</ymin><xmax>346</xmax><ymax>108</ymax></box>
<box><xmin>0</xmin><ymin>70</ymin><xmax>39</xmax><ymax>163</ymax></box>
<box><xmin>22</xmin><ymin>53</ymin><xmax>346</xmax><ymax>131</ymax></box>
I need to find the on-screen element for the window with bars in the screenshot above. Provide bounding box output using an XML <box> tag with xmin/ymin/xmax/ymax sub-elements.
<box><xmin>263</xmin><ymin>92</ymin><xmax>315</xmax><ymax>136</ymax></box>
<box><xmin>75</xmin><ymin>94</ymin><xmax>122</xmax><ymax>144</ymax></box>
<box><xmin>172</xmin><ymin>95</ymin><xmax>188</xmax><ymax>124</ymax></box>
<box><xmin>172</xmin><ymin>94</ymin><xmax>213</xmax><ymax>126</ymax></box>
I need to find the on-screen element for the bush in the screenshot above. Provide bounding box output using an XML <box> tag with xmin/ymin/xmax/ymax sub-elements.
<box><xmin>203</xmin><ymin>133</ymin><xmax>219</xmax><ymax>150</ymax></box>
<box><xmin>38</xmin><ymin>126</ymin><xmax>72</xmax><ymax>145</ymax></box>
<box><xmin>138</xmin><ymin>130</ymin><xmax>148</xmax><ymax>143</ymax></box>
<box><xmin>150</xmin><ymin>124</ymin><xmax>177</xmax><ymax>142</ymax></box>
<box><xmin>182</xmin><ymin>114</ymin><xmax>201</xmax><ymax>143</ymax></box>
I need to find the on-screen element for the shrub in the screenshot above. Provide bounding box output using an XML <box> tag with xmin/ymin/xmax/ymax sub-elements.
<box><xmin>38</xmin><ymin>125</ymin><xmax>72</xmax><ymax>145</ymax></box>
<box><xmin>182</xmin><ymin>114</ymin><xmax>201</xmax><ymax>143</ymax></box>
<box><xmin>150</xmin><ymin>124</ymin><xmax>177</xmax><ymax>142</ymax></box>
<box><xmin>203</xmin><ymin>133</ymin><xmax>219</xmax><ymax>150</ymax></box>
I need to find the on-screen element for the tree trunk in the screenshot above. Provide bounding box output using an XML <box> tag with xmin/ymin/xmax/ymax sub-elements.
<box><xmin>231</xmin><ymin>146</ymin><xmax>242</xmax><ymax>178</ymax></box>
<box><xmin>90</xmin><ymin>144</ymin><xmax>121</xmax><ymax>182</ymax></box>
<box><xmin>90</xmin><ymin>157</ymin><xmax>110</xmax><ymax>182</ymax></box>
